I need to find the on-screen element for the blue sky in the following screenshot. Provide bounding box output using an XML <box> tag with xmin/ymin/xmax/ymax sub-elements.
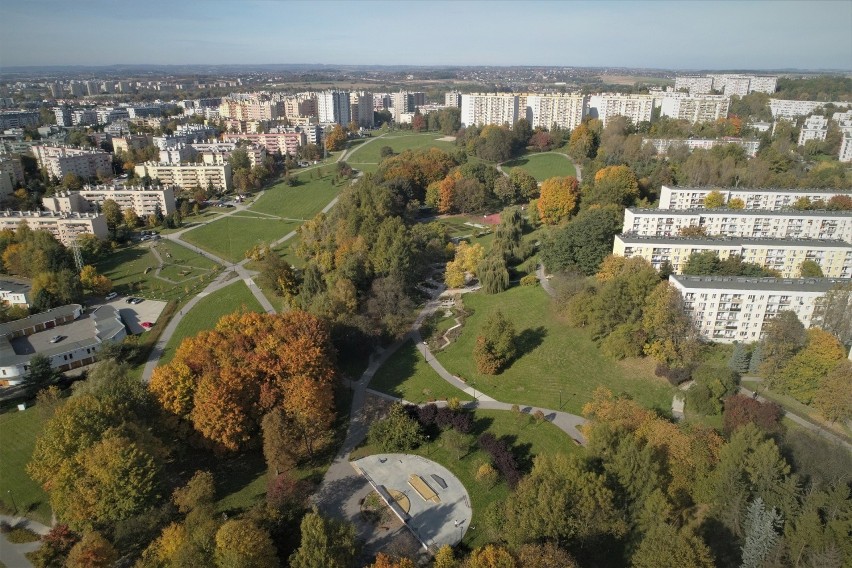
<box><xmin>1</xmin><ymin>0</ymin><xmax>850</xmax><ymax>70</ymax></box>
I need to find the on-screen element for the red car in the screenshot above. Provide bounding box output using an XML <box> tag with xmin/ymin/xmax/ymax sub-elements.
<box><xmin>141</xmin><ymin>322</ymin><xmax>154</xmax><ymax>330</ymax></box>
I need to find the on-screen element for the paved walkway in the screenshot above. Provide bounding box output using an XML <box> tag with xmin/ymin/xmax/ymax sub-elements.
<box><xmin>0</xmin><ymin>515</ymin><xmax>50</xmax><ymax>568</ymax></box>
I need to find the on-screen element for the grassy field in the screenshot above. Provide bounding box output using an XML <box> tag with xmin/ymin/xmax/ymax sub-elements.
<box><xmin>159</xmin><ymin>280</ymin><xmax>264</xmax><ymax>365</ymax></box>
<box><xmin>181</xmin><ymin>217</ymin><xmax>300</xmax><ymax>263</ymax></box>
<box><xmin>346</xmin><ymin>132</ymin><xmax>457</xmax><ymax>167</ymax></box>
<box><xmin>351</xmin><ymin>408</ymin><xmax>581</xmax><ymax>548</ymax></box>
<box><xmin>370</xmin><ymin>340</ymin><xmax>470</xmax><ymax>403</ymax></box>
<box><xmin>428</xmin><ymin>214</ymin><xmax>495</xmax><ymax>249</ymax></box>
<box><xmin>503</xmin><ymin>152</ymin><xmax>576</xmax><ymax>181</ymax></box>
<box><xmin>97</xmin><ymin>241</ymin><xmax>221</xmax><ymax>303</ymax></box>
<box><xmin>435</xmin><ymin>285</ymin><xmax>674</xmax><ymax>415</ymax></box>
<box><xmin>250</xmin><ymin>172</ymin><xmax>341</xmax><ymax>219</ymax></box>
<box><xmin>0</xmin><ymin>407</ymin><xmax>53</xmax><ymax>524</ymax></box>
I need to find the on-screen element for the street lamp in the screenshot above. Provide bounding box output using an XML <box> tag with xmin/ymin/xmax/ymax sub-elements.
<box><xmin>471</xmin><ymin>382</ymin><xmax>477</xmax><ymax>401</ymax></box>
<box><xmin>559</xmin><ymin>389</ymin><xmax>562</xmax><ymax>409</ymax></box>
<box><xmin>7</xmin><ymin>490</ymin><xmax>17</xmax><ymax>514</ymax></box>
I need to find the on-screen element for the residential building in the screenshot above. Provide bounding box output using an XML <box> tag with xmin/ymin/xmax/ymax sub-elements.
<box><xmin>588</xmin><ymin>94</ymin><xmax>655</xmax><ymax>126</ymax></box>
<box><xmin>840</xmin><ymin>133</ymin><xmax>852</xmax><ymax>163</ymax></box>
<box><xmin>613</xmin><ymin>234</ymin><xmax>852</xmax><ymax>278</ymax></box>
<box><xmin>669</xmin><ymin>274</ymin><xmax>843</xmax><ymax>343</ymax></box>
<box><xmin>373</xmin><ymin>93</ymin><xmax>391</xmax><ymax>111</ymax></box>
<box><xmin>673</xmin><ymin>76</ymin><xmax>714</xmax><ymax>95</ymax></box>
<box><xmin>460</xmin><ymin>93</ymin><xmax>519</xmax><ymax>127</ymax></box>
<box><xmin>283</xmin><ymin>94</ymin><xmax>318</xmax><ymax>119</ymax></box>
<box><xmin>111</xmin><ymin>135</ymin><xmax>153</xmax><ymax>154</ymax></box>
<box><xmin>522</xmin><ymin>93</ymin><xmax>587</xmax><ymax>130</ymax></box>
<box><xmin>43</xmin><ymin>184</ymin><xmax>176</xmax><ymax>217</ymax></box>
<box><xmin>445</xmin><ymin>91</ymin><xmax>462</xmax><ymax>108</ymax></box>
<box><xmin>648</xmin><ymin>138</ymin><xmax>760</xmax><ymax>157</ymax></box>
<box><xmin>659</xmin><ymin>94</ymin><xmax>730</xmax><ymax>123</ymax></box>
<box><xmin>95</xmin><ymin>107</ymin><xmax>130</xmax><ymax>124</ymax></box>
<box><xmin>31</xmin><ymin>145</ymin><xmax>112</xmax><ymax>181</ymax></box>
<box><xmin>218</xmin><ymin>96</ymin><xmax>283</xmax><ymax>121</ymax></box>
<box><xmin>391</xmin><ymin>91</ymin><xmax>424</xmax><ymax>123</ymax></box>
<box><xmin>0</xmin><ymin>304</ymin><xmax>126</xmax><ymax>381</ymax></box>
<box><xmin>0</xmin><ymin>154</ymin><xmax>23</xmax><ymax>198</ymax></box>
<box><xmin>53</xmin><ymin>106</ymin><xmax>72</xmax><ymax>127</ymax></box>
<box><xmin>658</xmin><ymin>185</ymin><xmax>850</xmax><ymax>210</ymax></box>
<box><xmin>71</xmin><ymin>109</ymin><xmax>98</xmax><ymax>126</ymax></box>
<box><xmin>709</xmin><ymin>74</ymin><xmax>778</xmax><ymax>95</ymax></box>
<box><xmin>134</xmin><ymin>162</ymin><xmax>232</xmax><ymax>192</ymax></box>
<box><xmin>0</xmin><ymin>110</ymin><xmax>40</xmax><ymax>129</ymax></box>
<box><xmin>85</xmin><ymin>81</ymin><xmax>100</xmax><ymax>96</ymax></box>
<box><xmin>0</xmin><ymin>210</ymin><xmax>108</xmax><ymax>245</ymax></box>
<box><xmin>221</xmin><ymin>131</ymin><xmax>305</xmax><ymax>157</ymax></box>
<box><xmin>127</xmin><ymin>105</ymin><xmax>161</xmax><ymax>119</ymax></box>
<box><xmin>351</xmin><ymin>91</ymin><xmax>374</xmax><ymax>127</ymax></box>
<box><xmin>317</xmin><ymin>91</ymin><xmax>351</xmax><ymax>126</ymax></box>
<box><xmin>798</xmin><ymin>115</ymin><xmax>829</xmax><ymax>146</ymax></box>
<box><xmin>0</xmin><ymin>278</ymin><xmax>31</xmax><ymax>308</ymax></box>
<box><xmin>769</xmin><ymin>99</ymin><xmax>851</xmax><ymax>120</ymax></box>
<box><xmin>623</xmin><ymin>208</ymin><xmax>852</xmax><ymax>243</ymax></box>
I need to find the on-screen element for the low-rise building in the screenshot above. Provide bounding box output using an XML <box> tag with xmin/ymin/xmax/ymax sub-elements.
<box><xmin>31</xmin><ymin>145</ymin><xmax>112</xmax><ymax>181</ymax></box>
<box><xmin>658</xmin><ymin>185</ymin><xmax>850</xmax><ymax>210</ymax></box>
<box><xmin>0</xmin><ymin>278</ymin><xmax>31</xmax><ymax>308</ymax></box>
<box><xmin>623</xmin><ymin>208</ymin><xmax>852</xmax><ymax>243</ymax></box>
<box><xmin>133</xmin><ymin>162</ymin><xmax>232</xmax><ymax>192</ymax></box>
<box><xmin>648</xmin><ymin>138</ymin><xmax>760</xmax><ymax>157</ymax></box>
<box><xmin>0</xmin><ymin>210</ymin><xmax>108</xmax><ymax>245</ymax></box>
<box><xmin>669</xmin><ymin>274</ymin><xmax>843</xmax><ymax>343</ymax></box>
<box><xmin>0</xmin><ymin>304</ymin><xmax>126</xmax><ymax>381</ymax></box>
<box><xmin>613</xmin><ymin>234</ymin><xmax>852</xmax><ymax>278</ymax></box>
<box><xmin>42</xmin><ymin>184</ymin><xmax>176</xmax><ymax>217</ymax></box>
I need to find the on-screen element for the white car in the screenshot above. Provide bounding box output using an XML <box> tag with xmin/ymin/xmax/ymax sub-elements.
<box><xmin>105</xmin><ymin>292</ymin><xmax>118</xmax><ymax>301</ymax></box>
<box><xmin>49</xmin><ymin>335</ymin><xmax>63</xmax><ymax>343</ymax></box>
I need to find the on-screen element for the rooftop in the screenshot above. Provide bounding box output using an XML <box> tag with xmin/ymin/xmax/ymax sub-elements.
<box><xmin>616</xmin><ymin>234</ymin><xmax>852</xmax><ymax>248</ymax></box>
<box><xmin>669</xmin><ymin>274</ymin><xmax>848</xmax><ymax>292</ymax></box>
<box><xmin>0</xmin><ymin>277</ymin><xmax>30</xmax><ymax>294</ymax></box>
<box><xmin>662</xmin><ymin>185</ymin><xmax>851</xmax><ymax>194</ymax></box>
<box><xmin>627</xmin><ymin>207</ymin><xmax>852</xmax><ymax>217</ymax></box>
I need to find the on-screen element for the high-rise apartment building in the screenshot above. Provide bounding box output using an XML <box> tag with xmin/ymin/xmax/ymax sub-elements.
<box><xmin>522</xmin><ymin>94</ymin><xmax>587</xmax><ymax>130</ymax></box>
<box><xmin>460</xmin><ymin>93</ymin><xmax>519</xmax><ymax>127</ymax></box>
<box><xmin>660</xmin><ymin>94</ymin><xmax>730</xmax><ymax>123</ymax></box>
<box><xmin>673</xmin><ymin>76</ymin><xmax>714</xmax><ymax>95</ymax></box>
<box><xmin>31</xmin><ymin>146</ymin><xmax>112</xmax><ymax>181</ymax></box>
<box><xmin>0</xmin><ymin>210</ymin><xmax>108</xmax><ymax>245</ymax></box>
<box><xmin>798</xmin><ymin>115</ymin><xmax>829</xmax><ymax>146</ymax></box>
<box><xmin>588</xmin><ymin>94</ymin><xmax>655</xmax><ymax>126</ymax></box>
<box><xmin>317</xmin><ymin>91</ymin><xmax>351</xmax><ymax>126</ymax></box>
<box><xmin>445</xmin><ymin>91</ymin><xmax>462</xmax><ymax>108</ymax></box>
<box><xmin>657</xmin><ymin>186</ymin><xmax>850</xmax><ymax>211</ymax></box>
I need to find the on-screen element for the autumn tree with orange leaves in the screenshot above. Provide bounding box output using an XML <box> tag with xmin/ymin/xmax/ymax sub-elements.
<box><xmin>537</xmin><ymin>176</ymin><xmax>579</xmax><ymax>225</ymax></box>
<box><xmin>150</xmin><ymin>310</ymin><xmax>337</xmax><ymax>454</ymax></box>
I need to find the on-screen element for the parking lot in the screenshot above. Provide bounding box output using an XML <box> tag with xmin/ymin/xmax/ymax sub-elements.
<box><xmin>102</xmin><ymin>296</ymin><xmax>168</xmax><ymax>334</ymax></box>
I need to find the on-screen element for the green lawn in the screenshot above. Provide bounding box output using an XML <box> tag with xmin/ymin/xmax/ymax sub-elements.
<box><xmin>159</xmin><ymin>280</ymin><xmax>264</xmax><ymax>365</ymax></box>
<box><xmin>97</xmin><ymin>241</ymin><xmax>221</xmax><ymax>303</ymax></box>
<box><xmin>503</xmin><ymin>152</ymin><xmax>576</xmax><ymax>182</ymax></box>
<box><xmin>370</xmin><ymin>340</ymin><xmax>470</xmax><ymax>404</ymax></box>
<box><xmin>351</xmin><ymin>408</ymin><xmax>581</xmax><ymax>548</ymax></box>
<box><xmin>0</xmin><ymin>407</ymin><xmax>53</xmax><ymax>525</ymax></box>
<box><xmin>435</xmin><ymin>285</ymin><xmax>674</xmax><ymax>415</ymax></box>
<box><xmin>181</xmin><ymin>217</ymin><xmax>300</xmax><ymax>263</ymax></box>
<box><xmin>428</xmin><ymin>214</ymin><xmax>495</xmax><ymax>249</ymax></box>
<box><xmin>249</xmin><ymin>172</ymin><xmax>342</xmax><ymax>220</ymax></box>
<box><xmin>346</xmin><ymin>132</ymin><xmax>457</xmax><ymax>166</ymax></box>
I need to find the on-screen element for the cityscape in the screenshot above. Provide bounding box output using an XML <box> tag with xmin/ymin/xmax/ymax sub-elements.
<box><xmin>0</xmin><ymin>1</ymin><xmax>851</xmax><ymax>567</ymax></box>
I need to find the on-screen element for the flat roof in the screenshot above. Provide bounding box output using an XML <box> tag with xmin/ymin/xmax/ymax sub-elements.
<box><xmin>662</xmin><ymin>185</ymin><xmax>850</xmax><ymax>194</ymax></box>
<box><xmin>616</xmin><ymin>234</ymin><xmax>852</xmax><ymax>248</ymax></box>
<box><xmin>0</xmin><ymin>304</ymin><xmax>81</xmax><ymax>337</ymax></box>
<box><xmin>627</xmin><ymin>207</ymin><xmax>852</xmax><ymax>217</ymax></box>
<box><xmin>0</xmin><ymin>278</ymin><xmax>30</xmax><ymax>294</ymax></box>
<box><xmin>669</xmin><ymin>274</ymin><xmax>847</xmax><ymax>292</ymax></box>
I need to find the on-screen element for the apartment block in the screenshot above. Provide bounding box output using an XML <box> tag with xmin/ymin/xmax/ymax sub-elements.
<box><xmin>709</xmin><ymin>74</ymin><xmax>778</xmax><ymax>95</ymax></box>
<box><xmin>522</xmin><ymin>93</ymin><xmax>587</xmax><ymax>130</ymax></box>
<box><xmin>840</xmin><ymin>134</ymin><xmax>852</xmax><ymax>163</ymax></box>
<box><xmin>0</xmin><ymin>111</ymin><xmax>40</xmax><ymax>129</ymax></box>
<box><xmin>0</xmin><ymin>154</ymin><xmax>24</xmax><ymax>198</ymax></box>
<box><xmin>658</xmin><ymin>186</ymin><xmax>850</xmax><ymax>210</ymax></box>
<box><xmin>317</xmin><ymin>91</ymin><xmax>351</xmax><ymax>126</ymax></box>
<box><xmin>111</xmin><ymin>135</ymin><xmax>153</xmax><ymax>154</ymax></box>
<box><xmin>351</xmin><ymin>91</ymin><xmax>374</xmax><ymax>127</ymax></box>
<box><xmin>42</xmin><ymin>184</ymin><xmax>176</xmax><ymax>217</ymax></box>
<box><xmin>0</xmin><ymin>210</ymin><xmax>108</xmax><ymax>245</ymax></box>
<box><xmin>219</xmin><ymin>97</ymin><xmax>283</xmax><ymax>121</ymax></box>
<box><xmin>283</xmin><ymin>94</ymin><xmax>318</xmax><ymax>119</ymax></box>
<box><xmin>660</xmin><ymin>94</ymin><xmax>730</xmax><ymax>123</ymax></box>
<box><xmin>460</xmin><ymin>93</ymin><xmax>519</xmax><ymax>127</ymax></box>
<box><xmin>221</xmin><ymin>131</ymin><xmax>305</xmax><ymax>157</ymax></box>
<box><xmin>134</xmin><ymin>163</ymin><xmax>232</xmax><ymax>192</ymax></box>
<box><xmin>445</xmin><ymin>91</ymin><xmax>462</xmax><ymax>108</ymax></box>
<box><xmin>31</xmin><ymin>145</ymin><xmax>112</xmax><ymax>181</ymax></box>
<box><xmin>623</xmin><ymin>208</ymin><xmax>852</xmax><ymax>243</ymax></box>
<box><xmin>770</xmin><ymin>99</ymin><xmax>851</xmax><ymax>120</ymax></box>
<box><xmin>669</xmin><ymin>274</ymin><xmax>842</xmax><ymax>343</ymax></box>
<box><xmin>673</xmin><ymin>76</ymin><xmax>714</xmax><ymax>95</ymax></box>
<box><xmin>53</xmin><ymin>106</ymin><xmax>71</xmax><ymax>127</ymax></box>
<box><xmin>588</xmin><ymin>94</ymin><xmax>655</xmax><ymax>126</ymax></box>
<box><xmin>613</xmin><ymin>234</ymin><xmax>852</xmax><ymax>278</ymax></box>
<box><xmin>648</xmin><ymin>138</ymin><xmax>760</xmax><ymax>157</ymax></box>
<box><xmin>798</xmin><ymin>115</ymin><xmax>829</xmax><ymax>146</ymax></box>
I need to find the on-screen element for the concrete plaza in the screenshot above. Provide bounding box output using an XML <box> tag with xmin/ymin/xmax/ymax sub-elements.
<box><xmin>352</xmin><ymin>453</ymin><xmax>472</xmax><ymax>551</ymax></box>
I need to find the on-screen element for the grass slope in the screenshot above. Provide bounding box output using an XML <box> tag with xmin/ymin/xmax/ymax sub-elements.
<box><xmin>182</xmin><ymin>218</ymin><xmax>300</xmax><ymax>263</ymax></box>
<box><xmin>503</xmin><ymin>152</ymin><xmax>576</xmax><ymax>182</ymax></box>
<box><xmin>0</xmin><ymin>407</ymin><xmax>53</xmax><ymax>524</ymax></box>
<box><xmin>159</xmin><ymin>280</ymin><xmax>264</xmax><ymax>365</ymax></box>
<box><xmin>250</xmin><ymin>172</ymin><xmax>341</xmax><ymax>219</ymax></box>
<box><xmin>346</xmin><ymin>132</ymin><xmax>456</xmax><ymax>166</ymax></box>
<box><xmin>370</xmin><ymin>340</ymin><xmax>470</xmax><ymax>403</ymax></box>
<box><xmin>435</xmin><ymin>285</ymin><xmax>674</xmax><ymax>414</ymax></box>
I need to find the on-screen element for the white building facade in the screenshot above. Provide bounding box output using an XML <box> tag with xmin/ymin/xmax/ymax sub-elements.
<box><xmin>657</xmin><ymin>186</ymin><xmax>851</xmax><ymax>210</ymax></box>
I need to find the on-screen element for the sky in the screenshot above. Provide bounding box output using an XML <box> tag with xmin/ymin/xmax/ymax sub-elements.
<box><xmin>0</xmin><ymin>0</ymin><xmax>851</xmax><ymax>70</ymax></box>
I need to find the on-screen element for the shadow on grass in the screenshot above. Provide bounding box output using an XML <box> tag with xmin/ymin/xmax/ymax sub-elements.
<box><xmin>515</xmin><ymin>326</ymin><xmax>547</xmax><ymax>358</ymax></box>
<box><xmin>502</xmin><ymin>157</ymin><xmax>530</xmax><ymax>168</ymax></box>
<box><xmin>96</xmin><ymin>246</ymin><xmax>149</xmax><ymax>276</ymax></box>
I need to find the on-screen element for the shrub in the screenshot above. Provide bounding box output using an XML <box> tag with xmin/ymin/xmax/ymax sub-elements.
<box><xmin>6</xmin><ymin>527</ymin><xmax>40</xmax><ymax>543</ymax></box>
<box><xmin>655</xmin><ymin>363</ymin><xmax>693</xmax><ymax>386</ymax></box>
<box><xmin>520</xmin><ymin>274</ymin><xmax>538</xmax><ymax>286</ymax></box>
<box><xmin>532</xmin><ymin>409</ymin><xmax>546</xmax><ymax>423</ymax></box>
<box><xmin>478</xmin><ymin>433</ymin><xmax>521</xmax><ymax>488</ymax></box>
<box><xmin>722</xmin><ymin>394</ymin><xmax>783</xmax><ymax>436</ymax></box>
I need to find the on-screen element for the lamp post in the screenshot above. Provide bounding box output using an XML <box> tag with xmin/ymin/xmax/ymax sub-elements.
<box><xmin>559</xmin><ymin>389</ymin><xmax>562</xmax><ymax>410</ymax></box>
<box><xmin>7</xmin><ymin>490</ymin><xmax>17</xmax><ymax>514</ymax></box>
<box><xmin>471</xmin><ymin>382</ymin><xmax>477</xmax><ymax>401</ymax></box>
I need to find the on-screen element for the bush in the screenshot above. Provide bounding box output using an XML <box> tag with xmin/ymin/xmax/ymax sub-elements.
<box><xmin>655</xmin><ymin>363</ymin><xmax>693</xmax><ymax>386</ymax></box>
<box><xmin>367</xmin><ymin>403</ymin><xmax>424</xmax><ymax>452</ymax></box>
<box><xmin>520</xmin><ymin>274</ymin><xmax>538</xmax><ymax>286</ymax></box>
<box><xmin>722</xmin><ymin>394</ymin><xmax>783</xmax><ymax>436</ymax></box>
<box><xmin>6</xmin><ymin>527</ymin><xmax>40</xmax><ymax>543</ymax></box>
<box><xmin>478</xmin><ymin>433</ymin><xmax>521</xmax><ymax>488</ymax></box>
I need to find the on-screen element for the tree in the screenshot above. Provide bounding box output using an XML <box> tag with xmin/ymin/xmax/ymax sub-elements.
<box><xmin>433</xmin><ymin>545</ymin><xmax>457</xmax><ymax>568</ymax></box>
<box><xmin>540</xmin><ymin>205</ymin><xmax>622</xmax><ymax>275</ymax></box>
<box><xmin>473</xmin><ymin>310</ymin><xmax>517</xmax><ymax>374</ymax></box>
<box><xmin>173</xmin><ymin>470</ymin><xmax>216</xmax><ymax>513</ymax></box>
<box><xmin>475</xmin><ymin>462</ymin><xmax>499</xmax><ymax>488</ymax></box>
<box><xmin>774</xmin><ymin>328</ymin><xmax>845</xmax><ymax>403</ymax></box>
<box><xmin>631</xmin><ymin>524</ymin><xmax>715</xmax><ymax>568</ymax></box>
<box><xmin>325</xmin><ymin>125</ymin><xmax>347</xmax><ymax>152</ymax></box>
<box><xmin>442</xmin><ymin>429</ymin><xmax>472</xmax><ymax>460</ymax></box>
<box><xmin>642</xmin><ymin>282</ymin><xmax>701</xmax><ymax>369</ymax></box>
<box><xmin>262</xmin><ymin>408</ymin><xmax>296</xmax><ymax>475</ymax></box>
<box><xmin>722</xmin><ymin>395</ymin><xmax>783</xmax><ymax>436</ymax></box>
<box><xmin>65</xmin><ymin>532</ymin><xmax>117</xmax><ymax>568</ymax></box>
<box><xmin>740</xmin><ymin>498</ymin><xmax>783</xmax><ymax>568</ymax></box>
<box><xmin>728</xmin><ymin>197</ymin><xmax>745</xmax><ymax>209</ymax></box>
<box><xmin>101</xmin><ymin>199</ymin><xmax>122</xmax><ymax>235</ymax></box>
<box><xmin>61</xmin><ymin>173</ymin><xmax>83</xmax><ymax>191</ymax></box>
<box><xmin>370</xmin><ymin>553</ymin><xmax>416</xmax><ymax>568</ymax></box>
<box><xmin>30</xmin><ymin>524</ymin><xmax>80</xmax><ymax>568</ymax></box>
<box><xmin>815</xmin><ymin>282</ymin><xmax>852</xmax><ymax>344</ymax></box>
<box><xmin>728</xmin><ymin>342</ymin><xmax>752</xmax><ymax>374</ymax></box>
<box><xmin>289</xmin><ymin>509</ymin><xmax>356</xmax><ymax>568</ymax></box>
<box><xmin>758</xmin><ymin>311</ymin><xmax>806</xmax><ymax>383</ymax></box>
<box><xmin>798</xmin><ymin>259</ymin><xmax>824</xmax><ymax>277</ymax></box>
<box><xmin>812</xmin><ymin>360</ymin><xmax>852</xmax><ymax>423</ymax></box>
<box><xmin>477</xmin><ymin>126</ymin><xmax>514</xmax><ymax>162</ymax></box>
<box><xmin>703</xmin><ymin>190</ymin><xmax>726</xmax><ymax>208</ymax></box>
<box><xmin>23</xmin><ymin>354</ymin><xmax>59</xmax><ymax>396</ymax></box>
<box><xmin>568</xmin><ymin>122</ymin><xmax>598</xmax><ymax>160</ymax></box>
<box><xmin>515</xmin><ymin>542</ymin><xmax>577</xmax><ymax>568</ymax></box>
<box><xmin>214</xmin><ymin>519</ymin><xmax>279</xmax><ymax>568</ymax></box>
<box><xmin>477</xmin><ymin>254</ymin><xmax>509</xmax><ymax>295</ymax></box>
<box><xmin>412</xmin><ymin>113</ymin><xmax>426</xmax><ymax>132</ymax></box>
<box><xmin>509</xmin><ymin>169</ymin><xmax>539</xmax><ymax>201</ymax></box>
<box><xmin>586</xmin><ymin>165</ymin><xmax>639</xmax><ymax>208</ymax></box>
<box><xmin>536</xmin><ymin>176</ymin><xmax>578</xmax><ymax>224</ymax></box>
<box><xmin>367</xmin><ymin>403</ymin><xmax>423</xmax><ymax>452</ymax></box>
<box><xmin>79</xmin><ymin>265</ymin><xmax>113</xmax><ymax>295</ymax></box>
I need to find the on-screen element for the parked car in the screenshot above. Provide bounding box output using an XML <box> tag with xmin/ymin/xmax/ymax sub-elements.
<box><xmin>140</xmin><ymin>321</ymin><xmax>153</xmax><ymax>329</ymax></box>
<box><xmin>105</xmin><ymin>292</ymin><xmax>118</xmax><ymax>300</ymax></box>
<box><xmin>49</xmin><ymin>335</ymin><xmax>63</xmax><ymax>343</ymax></box>
<box><xmin>130</xmin><ymin>298</ymin><xmax>144</xmax><ymax>305</ymax></box>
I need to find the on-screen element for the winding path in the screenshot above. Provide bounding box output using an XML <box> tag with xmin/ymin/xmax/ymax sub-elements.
<box><xmin>0</xmin><ymin>515</ymin><xmax>51</xmax><ymax>568</ymax></box>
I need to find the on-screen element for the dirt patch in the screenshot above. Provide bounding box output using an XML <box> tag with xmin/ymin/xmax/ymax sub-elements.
<box><xmin>435</xmin><ymin>136</ymin><xmax>456</xmax><ymax>142</ymax></box>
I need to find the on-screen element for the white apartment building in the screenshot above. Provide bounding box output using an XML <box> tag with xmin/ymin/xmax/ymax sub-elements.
<box><xmin>460</xmin><ymin>93</ymin><xmax>519</xmax><ymax>127</ymax></box>
<box><xmin>111</xmin><ymin>135</ymin><xmax>153</xmax><ymax>154</ymax></box>
<box><xmin>769</xmin><ymin>99</ymin><xmax>851</xmax><ymax>120</ymax></box>
<box><xmin>351</xmin><ymin>91</ymin><xmax>374</xmax><ymax>127</ymax></box>
<box><xmin>31</xmin><ymin>145</ymin><xmax>112</xmax><ymax>181</ymax></box>
<box><xmin>134</xmin><ymin>163</ymin><xmax>232</xmax><ymax>192</ymax></box>
<box><xmin>709</xmin><ymin>74</ymin><xmax>778</xmax><ymax>95</ymax></box>
<box><xmin>445</xmin><ymin>91</ymin><xmax>462</xmax><ymax>108</ymax></box>
<box><xmin>623</xmin><ymin>208</ymin><xmax>852</xmax><ymax>243</ymax></box>
<box><xmin>669</xmin><ymin>274</ymin><xmax>842</xmax><ymax>343</ymax></box>
<box><xmin>648</xmin><ymin>138</ymin><xmax>760</xmax><ymax>157</ymax></box>
<box><xmin>674</xmin><ymin>76</ymin><xmax>714</xmax><ymax>95</ymax></box>
<box><xmin>0</xmin><ymin>155</ymin><xmax>23</xmax><ymax>200</ymax></box>
<box><xmin>0</xmin><ymin>210</ymin><xmax>108</xmax><ymax>245</ymax></box>
<box><xmin>42</xmin><ymin>184</ymin><xmax>177</xmax><ymax>217</ymax></box>
<box><xmin>522</xmin><ymin>94</ymin><xmax>587</xmax><ymax>130</ymax></box>
<box><xmin>588</xmin><ymin>94</ymin><xmax>655</xmax><ymax>126</ymax></box>
<box><xmin>840</xmin><ymin>134</ymin><xmax>852</xmax><ymax>163</ymax></box>
<box><xmin>613</xmin><ymin>234</ymin><xmax>852</xmax><ymax>278</ymax></box>
<box><xmin>658</xmin><ymin>185</ymin><xmax>850</xmax><ymax>210</ymax></box>
<box><xmin>660</xmin><ymin>95</ymin><xmax>730</xmax><ymax>123</ymax></box>
<box><xmin>798</xmin><ymin>115</ymin><xmax>829</xmax><ymax>146</ymax></box>
<box><xmin>317</xmin><ymin>91</ymin><xmax>351</xmax><ymax>126</ymax></box>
